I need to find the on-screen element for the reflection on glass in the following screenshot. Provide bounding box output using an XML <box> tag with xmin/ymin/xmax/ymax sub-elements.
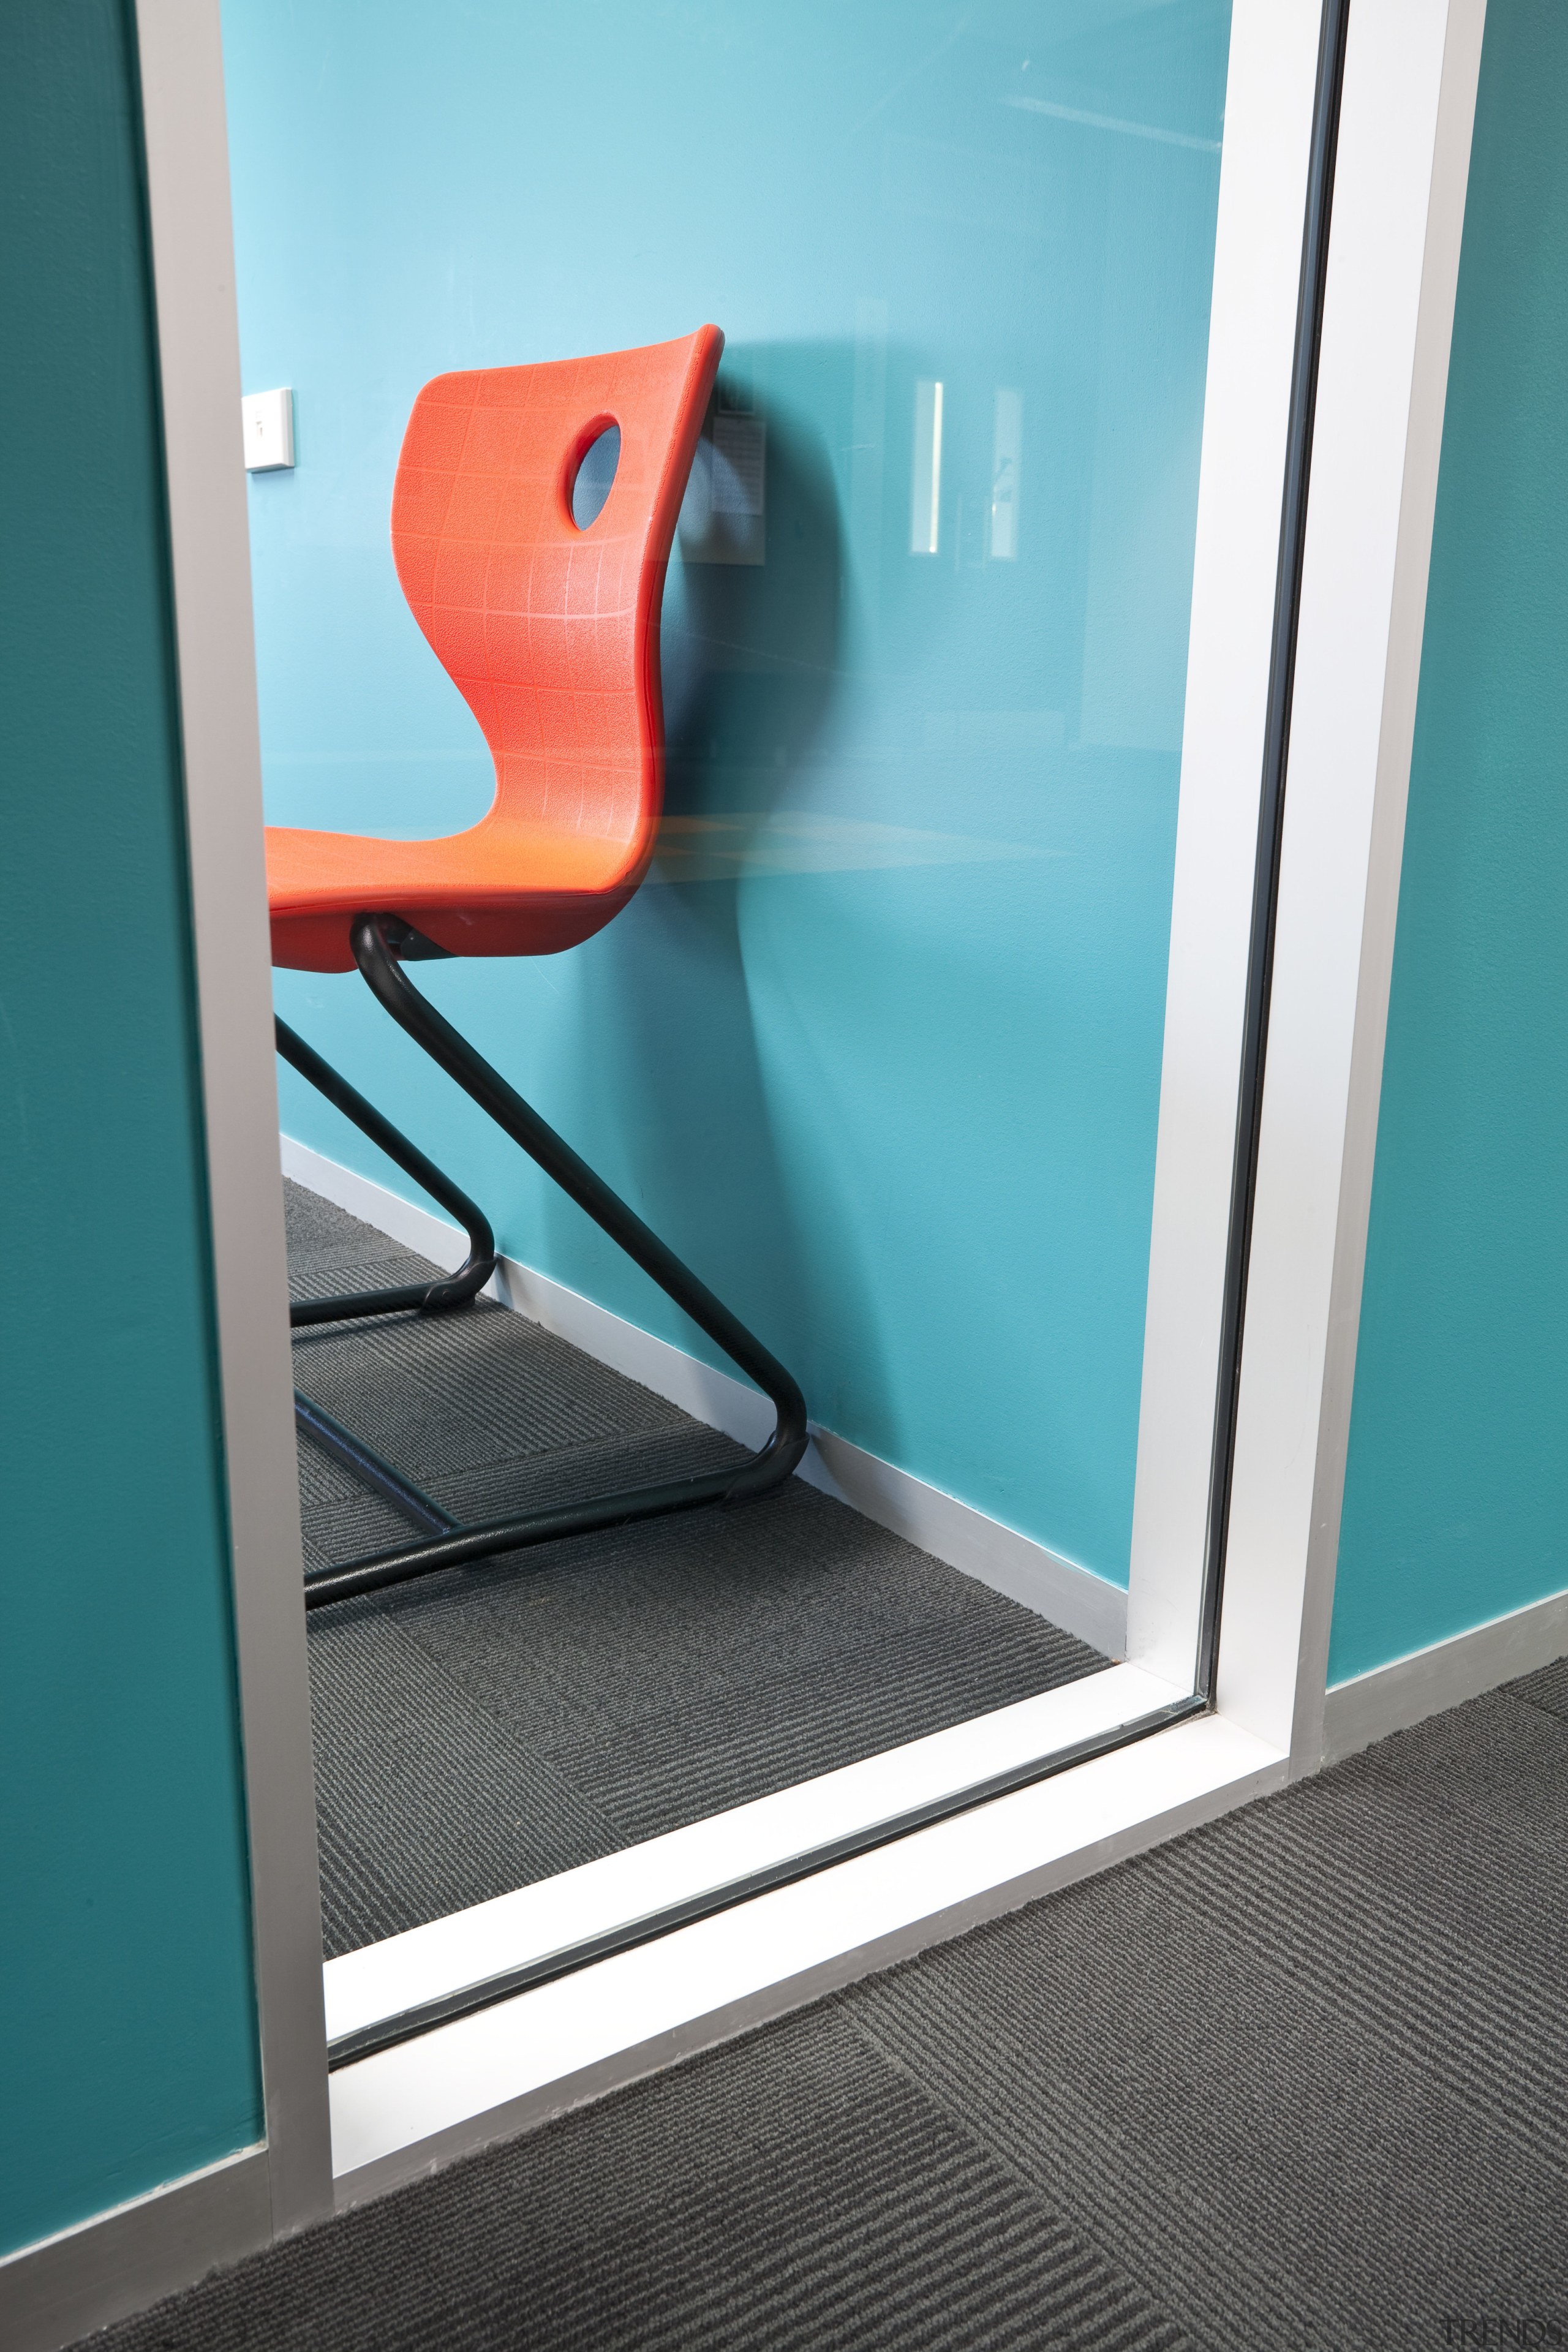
<box><xmin>679</xmin><ymin>407</ymin><xmax>767</xmax><ymax>568</ymax></box>
<box><xmin>989</xmin><ymin>387</ymin><xmax>1022</xmax><ymax>561</ymax></box>
<box><xmin>910</xmin><ymin>377</ymin><xmax>944</xmax><ymax>556</ymax></box>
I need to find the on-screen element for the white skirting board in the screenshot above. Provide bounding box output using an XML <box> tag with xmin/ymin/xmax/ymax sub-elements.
<box><xmin>279</xmin><ymin>1136</ymin><xmax>1128</xmax><ymax>1659</ymax></box>
<box><xmin>1321</xmin><ymin>1583</ymin><xmax>1568</xmax><ymax>1765</ymax></box>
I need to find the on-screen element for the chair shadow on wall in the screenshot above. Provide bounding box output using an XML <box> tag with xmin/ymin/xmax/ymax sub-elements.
<box><xmin>556</xmin><ymin>348</ymin><xmax>890</xmax><ymax>1430</ymax></box>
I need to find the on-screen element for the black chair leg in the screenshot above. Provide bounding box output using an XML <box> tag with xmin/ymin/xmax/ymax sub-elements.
<box><xmin>281</xmin><ymin>914</ymin><xmax>809</xmax><ymax>1610</ymax></box>
<box><xmin>277</xmin><ymin>1014</ymin><xmax>497</xmax><ymax>1323</ymax></box>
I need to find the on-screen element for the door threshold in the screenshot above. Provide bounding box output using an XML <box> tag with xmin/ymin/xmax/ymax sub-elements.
<box><xmin>330</xmin><ymin>1700</ymin><xmax>1284</xmax><ymax>2203</ymax></box>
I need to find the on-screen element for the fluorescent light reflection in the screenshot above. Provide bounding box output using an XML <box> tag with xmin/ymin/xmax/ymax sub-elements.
<box><xmin>989</xmin><ymin>386</ymin><xmax>1022</xmax><ymax>561</ymax></box>
<box><xmin>911</xmin><ymin>378</ymin><xmax>943</xmax><ymax>555</ymax></box>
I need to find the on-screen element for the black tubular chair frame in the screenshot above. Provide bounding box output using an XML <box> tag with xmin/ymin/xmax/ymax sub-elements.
<box><xmin>283</xmin><ymin>914</ymin><xmax>809</xmax><ymax>1611</ymax></box>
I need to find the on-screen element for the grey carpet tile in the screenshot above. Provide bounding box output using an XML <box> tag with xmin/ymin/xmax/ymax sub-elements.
<box><xmin>328</xmin><ymin>1480</ymin><xmax>1099</xmax><ymax>1853</ymax></box>
<box><xmin>295</xmin><ymin>1435</ymin><xmax>419</xmax><ymax>1570</ymax></box>
<box><xmin>306</xmin><ymin>1478</ymin><xmax>1101</xmax><ymax>1922</ymax></box>
<box><xmin>284</xmin><ymin>1182</ymin><xmax>409</xmax><ymax>1270</ymax></box>
<box><xmin>297</xmin><ymin>1426</ymin><xmax>749</xmax><ymax>1579</ymax></box>
<box><xmin>293</xmin><ymin>1300</ymin><xmax>685</xmax><ymax>1480</ymax></box>
<box><xmin>1352</xmin><ymin>1680</ymin><xmax>1568</xmax><ymax>1860</ymax></box>
<box><xmin>285</xmin><ymin>1179</ymin><xmax>1107</xmax><ymax>1951</ymax></box>
<box><xmin>300</xmin><ymin>1498</ymin><xmax>425</xmax><ymax>1577</ymax></box>
<box><xmin>839</xmin><ymin>1712</ymin><xmax>1568</xmax><ymax>2352</ymax></box>
<box><xmin>309</xmin><ymin>1608</ymin><xmax>620</xmax><ymax>1954</ymax></box>
<box><xmin>295</xmin><ymin>1436</ymin><xmax>394</xmax><ymax>1518</ymax></box>
<box><xmin>1508</xmin><ymin>1654</ymin><xmax>1568</xmax><ymax>1722</ymax></box>
<box><xmin>418</xmin><ymin>1421</ymin><xmax>749</xmax><ymax>1526</ymax></box>
<box><xmin>552</xmin><ymin>1611</ymin><xmax>1101</xmax><ymax>1845</ymax></box>
<box><xmin>381</xmin><ymin>1479</ymin><xmax>1098</xmax><ymax>1743</ymax></box>
<box><xmin>286</xmin><ymin>1249</ymin><xmax>447</xmax><ymax>1304</ymax></box>
<box><xmin>86</xmin><ymin>2008</ymin><xmax>1195</xmax><ymax>2352</ymax></box>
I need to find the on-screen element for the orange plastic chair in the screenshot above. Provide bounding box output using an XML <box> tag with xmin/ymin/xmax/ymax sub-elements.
<box><xmin>271</xmin><ymin>329</ymin><xmax>807</xmax><ymax>1610</ymax></box>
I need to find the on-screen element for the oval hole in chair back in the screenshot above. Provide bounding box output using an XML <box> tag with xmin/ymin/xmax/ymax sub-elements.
<box><xmin>571</xmin><ymin>423</ymin><xmax>620</xmax><ymax>529</ymax></box>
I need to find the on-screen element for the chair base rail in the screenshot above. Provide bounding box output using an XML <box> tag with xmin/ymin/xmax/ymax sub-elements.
<box><xmin>301</xmin><ymin>1468</ymin><xmax>739</xmax><ymax>1610</ymax></box>
<box><xmin>281</xmin><ymin>914</ymin><xmax>809</xmax><ymax>1605</ymax></box>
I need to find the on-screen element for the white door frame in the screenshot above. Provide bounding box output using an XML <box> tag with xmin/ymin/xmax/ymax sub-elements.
<box><xmin>326</xmin><ymin>0</ymin><xmax>1496</xmax><ymax>2195</ymax></box>
<box><xmin>1</xmin><ymin>0</ymin><xmax>1494</xmax><ymax>2339</ymax></box>
<box><xmin>1217</xmin><ymin>0</ymin><xmax>1490</xmax><ymax>1766</ymax></box>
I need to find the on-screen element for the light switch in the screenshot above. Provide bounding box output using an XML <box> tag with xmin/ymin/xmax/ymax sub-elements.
<box><xmin>241</xmin><ymin>387</ymin><xmax>295</xmax><ymax>472</ymax></box>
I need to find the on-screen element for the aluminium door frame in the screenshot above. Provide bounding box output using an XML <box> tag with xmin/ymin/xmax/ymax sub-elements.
<box><xmin>2</xmin><ymin>9</ymin><xmax>333</xmax><ymax>2350</ymax></box>
<box><xmin>0</xmin><ymin>0</ymin><xmax>1490</xmax><ymax>2340</ymax></box>
<box><xmin>130</xmin><ymin>0</ymin><xmax>337</xmax><ymax>2237</ymax></box>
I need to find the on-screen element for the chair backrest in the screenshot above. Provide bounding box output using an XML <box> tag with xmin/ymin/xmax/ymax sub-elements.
<box><xmin>391</xmin><ymin>326</ymin><xmax>723</xmax><ymax>868</ymax></box>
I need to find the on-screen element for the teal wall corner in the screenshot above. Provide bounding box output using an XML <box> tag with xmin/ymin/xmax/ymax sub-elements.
<box><xmin>1328</xmin><ymin>0</ymin><xmax>1568</xmax><ymax>1686</ymax></box>
<box><xmin>0</xmin><ymin>0</ymin><xmax>264</xmax><ymax>2258</ymax></box>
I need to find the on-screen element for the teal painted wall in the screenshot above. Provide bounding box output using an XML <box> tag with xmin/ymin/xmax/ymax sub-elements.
<box><xmin>226</xmin><ymin>0</ymin><xmax>1232</xmax><ymax>1593</ymax></box>
<box><xmin>0</xmin><ymin>1</ymin><xmax>263</xmax><ymax>2258</ymax></box>
<box><xmin>1329</xmin><ymin>1</ymin><xmax>1568</xmax><ymax>1684</ymax></box>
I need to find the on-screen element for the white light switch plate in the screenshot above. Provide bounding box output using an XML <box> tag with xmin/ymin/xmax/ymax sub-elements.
<box><xmin>241</xmin><ymin>386</ymin><xmax>295</xmax><ymax>471</ymax></box>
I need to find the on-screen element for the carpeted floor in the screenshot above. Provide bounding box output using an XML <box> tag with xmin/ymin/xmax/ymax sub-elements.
<box><xmin>81</xmin><ymin>1661</ymin><xmax>1568</xmax><ymax>2351</ymax></box>
<box><xmin>285</xmin><ymin>1182</ymin><xmax>1107</xmax><ymax>1958</ymax></box>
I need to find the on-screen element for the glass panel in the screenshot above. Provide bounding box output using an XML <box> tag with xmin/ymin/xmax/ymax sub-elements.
<box><xmin>227</xmin><ymin>0</ymin><xmax>1234</xmax><ymax>1997</ymax></box>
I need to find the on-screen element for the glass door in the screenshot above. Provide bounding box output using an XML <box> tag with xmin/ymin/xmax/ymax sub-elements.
<box><xmin>224</xmin><ymin>0</ymin><xmax>1325</xmax><ymax>2065</ymax></box>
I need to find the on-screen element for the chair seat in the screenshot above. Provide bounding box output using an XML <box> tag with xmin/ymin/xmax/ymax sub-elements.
<box><xmin>266</xmin><ymin>814</ymin><xmax>650</xmax><ymax>971</ymax></box>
